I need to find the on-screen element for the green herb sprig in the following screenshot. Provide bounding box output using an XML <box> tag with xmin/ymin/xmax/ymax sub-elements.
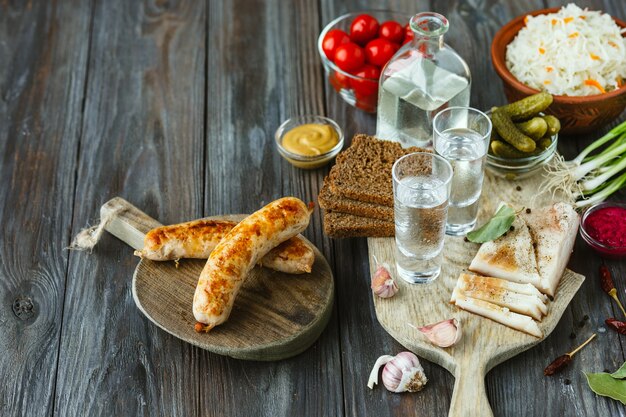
<box><xmin>585</xmin><ymin>361</ymin><xmax>626</xmax><ymax>405</ymax></box>
<box><xmin>466</xmin><ymin>204</ymin><xmax>516</xmax><ymax>243</ymax></box>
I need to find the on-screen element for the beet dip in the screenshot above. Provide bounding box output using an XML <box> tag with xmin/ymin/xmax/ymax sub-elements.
<box><xmin>583</xmin><ymin>205</ymin><xmax>626</xmax><ymax>248</ymax></box>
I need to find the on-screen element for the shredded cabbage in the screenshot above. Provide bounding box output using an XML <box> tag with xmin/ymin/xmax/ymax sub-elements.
<box><xmin>506</xmin><ymin>3</ymin><xmax>626</xmax><ymax>96</ymax></box>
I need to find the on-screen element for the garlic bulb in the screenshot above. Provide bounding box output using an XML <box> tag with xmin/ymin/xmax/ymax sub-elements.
<box><xmin>410</xmin><ymin>318</ymin><xmax>462</xmax><ymax>348</ymax></box>
<box><xmin>371</xmin><ymin>256</ymin><xmax>398</xmax><ymax>298</ymax></box>
<box><xmin>367</xmin><ymin>352</ymin><xmax>428</xmax><ymax>393</ymax></box>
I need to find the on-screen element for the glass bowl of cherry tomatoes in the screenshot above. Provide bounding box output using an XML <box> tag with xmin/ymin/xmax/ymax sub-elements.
<box><xmin>318</xmin><ymin>11</ymin><xmax>412</xmax><ymax>113</ymax></box>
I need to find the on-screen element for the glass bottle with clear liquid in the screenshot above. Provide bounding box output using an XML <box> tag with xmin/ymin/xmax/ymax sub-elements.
<box><xmin>376</xmin><ymin>12</ymin><xmax>471</xmax><ymax>148</ymax></box>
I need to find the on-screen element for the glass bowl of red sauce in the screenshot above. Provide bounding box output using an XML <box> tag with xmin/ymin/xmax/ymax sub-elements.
<box><xmin>580</xmin><ymin>202</ymin><xmax>626</xmax><ymax>258</ymax></box>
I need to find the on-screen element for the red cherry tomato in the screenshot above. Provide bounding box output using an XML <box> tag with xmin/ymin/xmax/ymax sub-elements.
<box><xmin>379</xmin><ymin>21</ymin><xmax>404</xmax><ymax>44</ymax></box>
<box><xmin>329</xmin><ymin>70</ymin><xmax>351</xmax><ymax>92</ymax></box>
<box><xmin>403</xmin><ymin>23</ymin><xmax>415</xmax><ymax>45</ymax></box>
<box><xmin>322</xmin><ymin>29</ymin><xmax>350</xmax><ymax>60</ymax></box>
<box><xmin>365</xmin><ymin>38</ymin><xmax>399</xmax><ymax>67</ymax></box>
<box><xmin>349</xmin><ymin>14</ymin><xmax>379</xmax><ymax>45</ymax></box>
<box><xmin>354</xmin><ymin>89</ymin><xmax>378</xmax><ymax>112</ymax></box>
<box><xmin>349</xmin><ymin>64</ymin><xmax>380</xmax><ymax>97</ymax></box>
<box><xmin>333</xmin><ymin>42</ymin><xmax>365</xmax><ymax>72</ymax></box>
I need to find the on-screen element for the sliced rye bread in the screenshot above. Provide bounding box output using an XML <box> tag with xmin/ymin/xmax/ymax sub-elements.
<box><xmin>323</xmin><ymin>211</ymin><xmax>394</xmax><ymax>238</ymax></box>
<box><xmin>318</xmin><ymin>176</ymin><xmax>394</xmax><ymax>222</ymax></box>
<box><xmin>328</xmin><ymin>134</ymin><xmax>429</xmax><ymax>206</ymax></box>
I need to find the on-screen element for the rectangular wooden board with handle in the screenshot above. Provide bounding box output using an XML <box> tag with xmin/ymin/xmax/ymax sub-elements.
<box><xmin>368</xmin><ymin>171</ymin><xmax>585</xmax><ymax>417</ymax></box>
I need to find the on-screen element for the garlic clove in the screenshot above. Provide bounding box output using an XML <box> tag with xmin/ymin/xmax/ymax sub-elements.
<box><xmin>410</xmin><ymin>318</ymin><xmax>462</xmax><ymax>348</ymax></box>
<box><xmin>367</xmin><ymin>355</ymin><xmax>394</xmax><ymax>389</ymax></box>
<box><xmin>371</xmin><ymin>259</ymin><xmax>398</xmax><ymax>299</ymax></box>
<box><xmin>367</xmin><ymin>351</ymin><xmax>428</xmax><ymax>393</ymax></box>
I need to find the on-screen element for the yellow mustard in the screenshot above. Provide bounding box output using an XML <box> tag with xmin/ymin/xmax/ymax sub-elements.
<box><xmin>281</xmin><ymin>123</ymin><xmax>338</xmax><ymax>156</ymax></box>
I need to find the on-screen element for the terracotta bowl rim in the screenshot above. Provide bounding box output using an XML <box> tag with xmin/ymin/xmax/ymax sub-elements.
<box><xmin>491</xmin><ymin>7</ymin><xmax>626</xmax><ymax>104</ymax></box>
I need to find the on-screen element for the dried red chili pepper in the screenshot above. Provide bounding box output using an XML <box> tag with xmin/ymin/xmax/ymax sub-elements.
<box><xmin>543</xmin><ymin>333</ymin><xmax>596</xmax><ymax>376</ymax></box>
<box><xmin>605</xmin><ymin>318</ymin><xmax>626</xmax><ymax>335</ymax></box>
<box><xmin>600</xmin><ymin>266</ymin><xmax>626</xmax><ymax>318</ymax></box>
<box><xmin>544</xmin><ymin>354</ymin><xmax>572</xmax><ymax>376</ymax></box>
<box><xmin>600</xmin><ymin>265</ymin><xmax>615</xmax><ymax>293</ymax></box>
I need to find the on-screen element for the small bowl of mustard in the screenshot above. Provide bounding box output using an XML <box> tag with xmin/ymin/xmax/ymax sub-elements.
<box><xmin>275</xmin><ymin>115</ymin><xmax>344</xmax><ymax>169</ymax></box>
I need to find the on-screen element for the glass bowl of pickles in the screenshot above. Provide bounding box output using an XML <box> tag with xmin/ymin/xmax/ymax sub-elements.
<box><xmin>486</xmin><ymin>92</ymin><xmax>560</xmax><ymax>179</ymax></box>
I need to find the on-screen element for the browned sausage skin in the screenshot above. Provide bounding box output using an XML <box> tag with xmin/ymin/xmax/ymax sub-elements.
<box><xmin>193</xmin><ymin>198</ymin><xmax>313</xmax><ymax>332</ymax></box>
<box><xmin>135</xmin><ymin>218</ymin><xmax>314</xmax><ymax>274</ymax></box>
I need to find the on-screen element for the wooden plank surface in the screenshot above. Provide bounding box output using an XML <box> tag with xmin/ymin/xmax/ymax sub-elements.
<box><xmin>0</xmin><ymin>0</ymin><xmax>625</xmax><ymax>416</ymax></box>
<box><xmin>53</xmin><ymin>1</ymin><xmax>207</xmax><ymax>416</ymax></box>
<box><xmin>321</xmin><ymin>1</ymin><xmax>626</xmax><ymax>417</ymax></box>
<box><xmin>319</xmin><ymin>2</ymin><xmax>456</xmax><ymax>416</ymax></box>
<box><xmin>0</xmin><ymin>1</ymin><xmax>91</xmax><ymax>416</ymax></box>
<box><xmin>199</xmin><ymin>0</ymin><xmax>343</xmax><ymax>415</ymax></box>
<box><xmin>483</xmin><ymin>2</ymin><xmax>626</xmax><ymax>416</ymax></box>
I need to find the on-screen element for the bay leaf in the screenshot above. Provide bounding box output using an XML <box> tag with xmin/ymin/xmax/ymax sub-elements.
<box><xmin>611</xmin><ymin>361</ymin><xmax>626</xmax><ymax>379</ymax></box>
<box><xmin>584</xmin><ymin>372</ymin><xmax>626</xmax><ymax>405</ymax></box>
<box><xmin>466</xmin><ymin>204</ymin><xmax>516</xmax><ymax>243</ymax></box>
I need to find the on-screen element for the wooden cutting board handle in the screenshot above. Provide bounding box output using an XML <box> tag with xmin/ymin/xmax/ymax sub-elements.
<box><xmin>449</xmin><ymin>355</ymin><xmax>493</xmax><ymax>417</ymax></box>
<box><xmin>99</xmin><ymin>197</ymin><xmax>162</xmax><ymax>249</ymax></box>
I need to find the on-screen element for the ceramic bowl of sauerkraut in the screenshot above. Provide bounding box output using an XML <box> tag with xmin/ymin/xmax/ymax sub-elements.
<box><xmin>491</xmin><ymin>4</ymin><xmax>626</xmax><ymax>135</ymax></box>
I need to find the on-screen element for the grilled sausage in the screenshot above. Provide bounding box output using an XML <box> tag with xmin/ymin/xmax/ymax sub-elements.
<box><xmin>135</xmin><ymin>219</ymin><xmax>314</xmax><ymax>274</ymax></box>
<box><xmin>193</xmin><ymin>197</ymin><xmax>313</xmax><ymax>332</ymax></box>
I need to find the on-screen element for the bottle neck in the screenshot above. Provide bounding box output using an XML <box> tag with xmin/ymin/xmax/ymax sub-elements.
<box><xmin>410</xmin><ymin>12</ymin><xmax>448</xmax><ymax>55</ymax></box>
<box><xmin>413</xmin><ymin>33</ymin><xmax>444</xmax><ymax>53</ymax></box>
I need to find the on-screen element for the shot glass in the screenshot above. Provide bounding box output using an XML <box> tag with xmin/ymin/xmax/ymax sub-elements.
<box><xmin>392</xmin><ymin>152</ymin><xmax>453</xmax><ymax>283</ymax></box>
<box><xmin>432</xmin><ymin>107</ymin><xmax>492</xmax><ymax>236</ymax></box>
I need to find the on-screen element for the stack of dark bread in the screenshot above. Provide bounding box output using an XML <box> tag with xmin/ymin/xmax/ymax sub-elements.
<box><xmin>319</xmin><ymin>134</ymin><xmax>428</xmax><ymax>238</ymax></box>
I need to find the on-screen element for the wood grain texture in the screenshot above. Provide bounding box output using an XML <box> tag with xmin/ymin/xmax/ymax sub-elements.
<box><xmin>0</xmin><ymin>1</ymin><xmax>91</xmax><ymax>416</ymax></box>
<box><xmin>200</xmin><ymin>0</ymin><xmax>343</xmax><ymax>415</ymax></box>
<box><xmin>323</xmin><ymin>1</ymin><xmax>625</xmax><ymax>417</ymax></box>
<box><xmin>54</xmin><ymin>1</ymin><xmax>207</xmax><ymax>416</ymax></box>
<box><xmin>320</xmin><ymin>2</ymin><xmax>456</xmax><ymax>417</ymax></box>
<box><xmin>135</xmin><ymin>246</ymin><xmax>333</xmax><ymax>360</ymax></box>
<box><xmin>369</xmin><ymin>172</ymin><xmax>585</xmax><ymax>417</ymax></box>
<box><xmin>98</xmin><ymin>197</ymin><xmax>334</xmax><ymax>361</ymax></box>
<box><xmin>1</xmin><ymin>0</ymin><xmax>625</xmax><ymax>416</ymax></box>
<box><xmin>483</xmin><ymin>2</ymin><xmax>626</xmax><ymax>417</ymax></box>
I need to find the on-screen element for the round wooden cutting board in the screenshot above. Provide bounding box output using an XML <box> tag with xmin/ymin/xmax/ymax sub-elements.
<box><xmin>101</xmin><ymin>198</ymin><xmax>334</xmax><ymax>361</ymax></box>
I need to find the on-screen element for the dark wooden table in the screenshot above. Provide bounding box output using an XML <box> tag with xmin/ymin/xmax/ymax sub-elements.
<box><xmin>1</xmin><ymin>0</ymin><xmax>625</xmax><ymax>416</ymax></box>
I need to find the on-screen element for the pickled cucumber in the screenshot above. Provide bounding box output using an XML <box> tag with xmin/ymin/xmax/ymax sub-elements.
<box><xmin>500</xmin><ymin>92</ymin><xmax>553</xmax><ymax>121</ymax></box>
<box><xmin>543</xmin><ymin>115</ymin><xmax>561</xmax><ymax>135</ymax></box>
<box><xmin>537</xmin><ymin>137</ymin><xmax>553</xmax><ymax>150</ymax></box>
<box><xmin>491</xmin><ymin>108</ymin><xmax>537</xmax><ymax>153</ymax></box>
<box><xmin>491</xmin><ymin>128</ymin><xmax>502</xmax><ymax>142</ymax></box>
<box><xmin>515</xmin><ymin>117</ymin><xmax>548</xmax><ymax>140</ymax></box>
<box><xmin>491</xmin><ymin>140</ymin><xmax>530</xmax><ymax>159</ymax></box>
